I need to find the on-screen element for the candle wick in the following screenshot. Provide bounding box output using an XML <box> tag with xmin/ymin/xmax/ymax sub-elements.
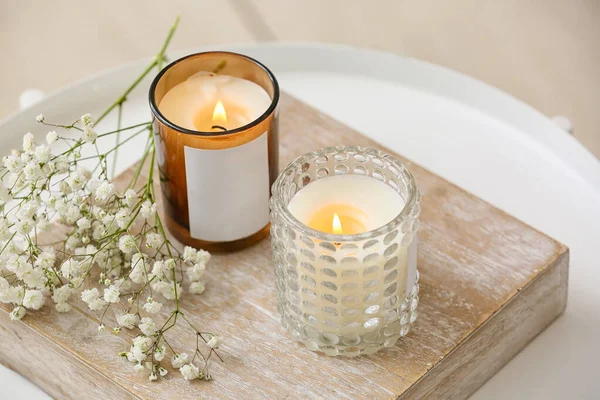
<box><xmin>211</xmin><ymin>125</ymin><xmax>227</xmax><ymax>131</ymax></box>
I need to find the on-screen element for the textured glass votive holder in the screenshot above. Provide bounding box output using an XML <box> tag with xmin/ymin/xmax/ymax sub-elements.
<box><xmin>149</xmin><ymin>51</ymin><xmax>279</xmax><ymax>252</ymax></box>
<box><xmin>270</xmin><ymin>146</ymin><xmax>421</xmax><ymax>357</ymax></box>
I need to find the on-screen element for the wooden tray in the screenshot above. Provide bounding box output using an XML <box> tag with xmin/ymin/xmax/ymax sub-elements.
<box><xmin>0</xmin><ymin>94</ymin><xmax>568</xmax><ymax>399</ymax></box>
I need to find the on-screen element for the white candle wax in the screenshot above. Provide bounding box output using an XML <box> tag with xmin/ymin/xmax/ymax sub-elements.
<box><xmin>287</xmin><ymin>174</ymin><xmax>415</xmax><ymax>338</ymax></box>
<box><xmin>288</xmin><ymin>174</ymin><xmax>403</xmax><ymax>233</ymax></box>
<box><xmin>158</xmin><ymin>71</ymin><xmax>271</xmax><ymax>132</ymax></box>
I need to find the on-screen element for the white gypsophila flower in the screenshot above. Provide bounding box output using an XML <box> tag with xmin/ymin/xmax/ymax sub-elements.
<box><xmin>153</xmin><ymin>281</ymin><xmax>181</xmax><ymax>301</ymax></box>
<box><xmin>133</xmin><ymin>363</ymin><xmax>145</xmax><ymax>373</ymax></box>
<box><xmin>90</xmin><ymin>205</ymin><xmax>106</xmax><ymax>220</ymax></box>
<box><xmin>65</xmin><ymin>235</ymin><xmax>81</xmax><ymax>250</ymax></box>
<box><xmin>35</xmin><ymin>250</ymin><xmax>55</xmax><ymax>269</ymax></box>
<box><xmin>150</xmin><ymin>280</ymin><xmax>166</xmax><ymax>293</ymax></box>
<box><xmin>189</xmin><ymin>281</ymin><xmax>205</xmax><ymax>295</ymax></box>
<box><xmin>149</xmin><ymin>372</ymin><xmax>158</xmax><ymax>382</ymax></box>
<box><xmin>17</xmin><ymin>201</ymin><xmax>38</xmax><ymax>219</ymax></box>
<box><xmin>52</xmin><ymin>194</ymin><xmax>67</xmax><ymax>212</ymax></box>
<box><xmin>171</xmin><ymin>353</ymin><xmax>189</xmax><ymax>369</ymax></box>
<box><xmin>81</xmin><ymin>287</ymin><xmax>100</xmax><ymax>303</ymax></box>
<box><xmin>124</xmin><ymin>189</ymin><xmax>138</xmax><ymax>208</ymax></box>
<box><xmin>52</xmin><ymin>285</ymin><xmax>73</xmax><ymax>304</ymax></box>
<box><xmin>80</xmin><ymin>113</ymin><xmax>94</xmax><ymax>127</ymax></box>
<box><xmin>118</xmin><ymin>313</ymin><xmax>139</xmax><ymax>329</ymax></box>
<box><xmin>186</xmin><ymin>263</ymin><xmax>206</xmax><ymax>282</ymax></box>
<box><xmin>115</xmin><ymin>209</ymin><xmax>129</xmax><ymax>229</ymax></box>
<box><xmin>145</xmin><ymin>233</ymin><xmax>162</xmax><ymax>249</ymax></box>
<box><xmin>55</xmin><ymin>302</ymin><xmax>72</xmax><ymax>313</ymax></box>
<box><xmin>93</xmin><ymin>249</ymin><xmax>108</xmax><ymax>267</ymax></box>
<box><xmin>36</xmin><ymin>216</ymin><xmax>50</xmax><ymax>231</ymax></box>
<box><xmin>0</xmin><ymin>278</ymin><xmax>11</xmax><ymax>304</ymax></box>
<box><xmin>0</xmin><ymin>183</ymin><xmax>11</xmax><ymax>203</ymax></box>
<box><xmin>195</xmin><ymin>249</ymin><xmax>210</xmax><ymax>265</ymax></box>
<box><xmin>10</xmin><ymin>306</ymin><xmax>26</xmax><ymax>321</ymax></box>
<box><xmin>23</xmin><ymin>162</ymin><xmax>41</xmax><ymax>180</ymax></box>
<box><xmin>22</xmin><ymin>267</ymin><xmax>46</xmax><ymax>289</ymax></box>
<box><xmin>66</xmin><ymin>171</ymin><xmax>87</xmax><ymax>191</ymax></box>
<box><xmin>119</xmin><ymin>235</ymin><xmax>136</xmax><ymax>254</ymax></box>
<box><xmin>151</xmin><ymin>261</ymin><xmax>167</xmax><ymax>278</ymax></box>
<box><xmin>21</xmin><ymin>150</ymin><xmax>33</xmax><ymax>163</ymax></box>
<box><xmin>46</xmin><ymin>131</ymin><xmax>58</xmax><ymax>144</ymax></box>
<box><xmin>158</xmin><ymin>366</ymin><xmax>168</xmax><ymax>377</ymax></box>
<box><xmin>0</xmin><ymin>277</ymin><xmax>8</xmax><ymax>293</ymax></box>
<box><xmin>154</xmin><ymin>345</ymin><xmax>166</xmax><ymax>361</ymax></box>
<box><xmin>0</xmin><ymin>218</ymin><xmax>11</xmax><ymax>240</ymax></box>
<box><xmin>34</xmin><ymin>145</ymin><xmax>50</xmax><ymax>163</ymax></box>
<box><xmin>207</xmin><ymin>334</ymin><xmax>223</xmax><ymax>349</ymax></box>
<box><xmin>22</xmin><ymin>289</ymin><xmax>45</xmax><ymax>310</ymax></box>
<box><xmin>143</xmin><ymin>299</ymin><xmax>162</xmax><ymax>314</ymax></box>
<box><xmin>6</xmin><ymin>255</ymin><xmax>31</xmax><ymax>277</ymax></box>
<box><xmin>15</xmin><ymin>218</ymin><xmax>34</xmax><ymax>235</ymax></box>
<box><xmin>183</xmin><ymin>247</ymin><xmax>197</xmax><ymax>263</ymax></box>
<box><xmin>139</xmin><ymin>317</ymin><xmax>157</xmax><ymax>336</ymax></box>
<box><xmin>130</xmin><ymin>259</ymin><xmax>147</xmax><ymax>284</ymax></box>
<box><xmin>88</xmin><ymin>298</ymin><xmax>106</xmax><ymax>311</ymax></box>
<box><xmin>103</xmin><ymin>285</ymin><xmax>120</xmax><ymax>303</ymax></box>
<box><xmin>22</xmin><ymin>132</ymin><xmax>35</xmax><ymax>152</ymax></box>
<box><xmin>81</xmin><ymin>287</ymin><xmax>107</xmax><ymax>310</ymax></box>
<box><xmin>180</xmin><ymin>363</ymin><xmax>200</xmax><ymax>381</ymax></box>
<box><xmin>164</xmin><ymin>258</ymin><xmax>176</xmax><ymax>270</ymax></box>
<box><xmin>3</xmin><ymin>155</ymin><xmax>22</xmax><ymax>173</ymax></box>
<box><xmin>130</xmin><ymin>346</ymin><xmax>147</xmax><ymax>363</ymax></box>
<box><xmin>98</xmin><ymin>324</ymin><xmax>105</xmax><ymax>332</ymax></box>
<box><xmin>87</xmin><ymin>179</ymin><xmax>102</xmax><ymax>194</ymax></box>
<box><xmin>130</xmin><ymin>335</ymin><xmax>153</xmax><ymax>362</ymax></box>
<box><xmin>139</xmin><ymin>201</ymin><xmax>157</xmax><ymax>221</ymax></box>
<box><xmin>5</xmin><ymin>255</ymin><xmax>23</xmax><ymax>274</ymax></box>
<box><xmin>60</xmin><ymin>258</ymin><xmax>80</xmax><ymax>278</ymax></box>
<box><xmin>2</xmin><ymin>285</ymin><xmax>24</xmax><ymax>304</ymax></box>
<box><xmin>36</xmin><ymin>114</ymin><xmax>44</xmax><ymax>122</ymax></box>
<box><xmin>101</xmin><ymin>214</ymin><xmax>120</xmax><ymax>236</ymax></box>
<box><xmin>82</xmin><ymin>126</ymin><xmax>97</xmax><ymax>143</ymax></box>
<box><xmin>94</xmin><ymin>181</ymin><xmax>115</xmax><ymax>203</ymax></box>
<box><xmin>76</xmin><ymin>217</ymin><xmax>91</xmax><ymax>230</ymax></box>
<box><xmin>54</xmin><ymin>155</ymin><xmax>69</xmax><ymax>173</ymax></box>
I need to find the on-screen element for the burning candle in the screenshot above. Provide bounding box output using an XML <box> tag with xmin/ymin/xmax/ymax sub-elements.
<box><xmin>150</xmin><ymin>52</ymin><xmax>279</xmax><ymax>252</ymax></box>
<box><xmin>287</xmin><ymin>174</ymin><xmax>403</xmax><ymax>235</ymax></box>
<box><xmin>270</xmin><ymin>147</ymin><xmax>420</xmax><ymax>357</ymax></box>
<box><xmin>158</xmin><ymin>71</ymin><xmax>271</xmax><ymax>133</ymax></box>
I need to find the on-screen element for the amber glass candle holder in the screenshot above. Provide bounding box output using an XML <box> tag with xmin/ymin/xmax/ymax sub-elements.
<box><xmin>149</xmin><ymin>52</ymin><xmax>279</xmax><ymax>252</ymax></box>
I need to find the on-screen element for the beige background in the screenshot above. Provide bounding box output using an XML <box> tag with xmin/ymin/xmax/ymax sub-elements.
<box><xmin>1</xmin><ymin>0</ymin><xmax>598</xmax><ymax>157</ymax></box>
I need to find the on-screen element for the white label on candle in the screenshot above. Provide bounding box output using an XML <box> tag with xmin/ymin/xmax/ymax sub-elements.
<box><xmin>184</xmin><ymin>132</ymin><xmax>269</xmax><ymax>242</ymax></box>
<box><xmin>406</xmin><ymin>236</ymin><xmax>418</xmax><ymax>296</ymax></box>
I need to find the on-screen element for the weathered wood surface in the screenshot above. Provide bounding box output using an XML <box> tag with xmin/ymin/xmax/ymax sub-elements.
<box><xmin>0</xmin><ymin>94</ymin><xmax>568</xmax><ymax>400</ymax></box>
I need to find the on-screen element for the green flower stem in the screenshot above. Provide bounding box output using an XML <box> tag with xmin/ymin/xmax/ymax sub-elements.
<box><xmin>129</xmin><ymin>135</ymin><xmax>152</xmax><ymax>190</ymax></box>
<box><xmin>111</xmin><ymin>103</ymin><xmax>123</xmax><ymax>179</ymax></box>
<box><xmin>97</xmin><ymin>122</ymin><xmax>151</xmax><ymax>138</ymax></box>
<box><xmin>73</xmin><ymin>126</ymin><xmax>150</xmax><ymax>163</ymax></box>
<box><xmin>95</xmin><ymin>16</ymin><xmax>179</xmax><ymax>125</ymax></box>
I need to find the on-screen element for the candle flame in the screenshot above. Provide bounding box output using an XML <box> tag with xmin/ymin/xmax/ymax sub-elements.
<box><xmin>332</xmin><ymin>213</ymin><xmax>343</xmax><ymax>234</ymax></box>
<box><xmin>212</xmin><ymin>100</ymin><xmax>227</xmax><ymax>124</ymax></box>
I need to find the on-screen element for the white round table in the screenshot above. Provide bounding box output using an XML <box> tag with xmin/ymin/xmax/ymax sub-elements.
<box><xmin>1</xmin><ymin>43</ymin><xmax>599</xmax><ymax>399</ymax></box>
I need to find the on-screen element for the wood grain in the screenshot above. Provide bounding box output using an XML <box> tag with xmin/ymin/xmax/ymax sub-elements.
<box><xmin>0</xmin><ymin>94</ymin><xmax>568</xmax><ymax>399</ymax></box>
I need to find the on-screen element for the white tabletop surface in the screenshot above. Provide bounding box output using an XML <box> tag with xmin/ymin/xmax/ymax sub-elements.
<box><xmin>1</xmin><ymin>43</ymin><xmax>599</xmax><ymax>399</ymax></box>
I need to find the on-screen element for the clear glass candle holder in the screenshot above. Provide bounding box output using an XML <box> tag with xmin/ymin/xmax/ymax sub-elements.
<box><xmin>270</xmin><ymin>146</ymin><xmax>421</xmax><ymax>356</ymax></box>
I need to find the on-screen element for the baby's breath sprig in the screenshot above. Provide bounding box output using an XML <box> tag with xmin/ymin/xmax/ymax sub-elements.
<box><xmin>0</xmin><ymin>17</ymin><xmax>221</xmax><ymax>382</ymax></box>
